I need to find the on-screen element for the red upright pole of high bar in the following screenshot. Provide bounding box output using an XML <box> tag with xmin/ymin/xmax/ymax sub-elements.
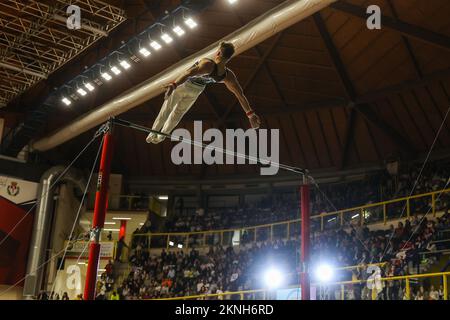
<box><xmin>84</xmin><ymin>128</ymin><xmax>114</xmax><ymax>300</ymax></box>
<box><xmin>300</xmin><ymin>179</ymin><xmax>310</xmax><ymax>300</ymax></box>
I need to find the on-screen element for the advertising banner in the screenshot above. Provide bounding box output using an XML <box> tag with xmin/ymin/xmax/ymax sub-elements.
<box><xmin>64</xmin><ymin>241</ymin><xmax>115</xmax><ymax>259</ymax></box>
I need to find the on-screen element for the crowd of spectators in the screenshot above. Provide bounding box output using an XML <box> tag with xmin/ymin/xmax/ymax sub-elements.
<box><xmin>162</xmin><ymin>161</ymin><xmax>450</xmax><ymax>234</ymax></box>
<box><xmin>94</xmin><ymin>260</ymin><xmax>117</xmax><ymax>300</ymax></box>
<box><xmin>119</xmin><ymin>205</ymin><xmax>450</xmax><ymax>300</ymax></box>
<box><xmin>48</xmin><ymin>160</ymin><xmax>441</xmax><ymax>301</ymax></box>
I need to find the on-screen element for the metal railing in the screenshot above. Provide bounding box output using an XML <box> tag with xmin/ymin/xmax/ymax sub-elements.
<box><xmin>147</xmin><ymin>272</ymin><xmax>450</xmax><ymax>301</ymax></box>
<box><xmin>132</xmin><ymin>188</ymin><xmax>450</xmax><ymax>250</ymax></box>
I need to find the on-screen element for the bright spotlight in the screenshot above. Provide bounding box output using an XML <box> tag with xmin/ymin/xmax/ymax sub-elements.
<box><xmin>101</xmin><ymin>72</ymin><xmax>112</xmax><ymax>81</ymax></box>
<box><xmin>177</xmin><ymin>244</ymin><xmax>183</xmax><ymax>249</ymax></box>
<box><xmin>84</xmin><ymin>82</ymin><xmax>95</xmax><ymax>92</ymax></box>
<box><xmin>161</xmin><ymin>33</ymin><xmax>173</xmax><ymax>44</ymax></box>
<box><xmin>264</xmin><ymin>268</ymin><xmax>283</xmax><ymax>289</ymax></box>
<box><xmin>120</xmin><ymin>60</ymin><xmax>131</xmax><ymax>70</ymax></box>
<box><xmin>110</xmin><ymin>66</ymin><xmax>121</xmax><ymax>75</ymax></box>
<box><xmin>315</xmin><ymin>264</ymin><xmax>334</xmax><ymax>282</ymax></box>
<box><xmin>61</xmin><ymin>97</ymin><xmax>71</xmax><ymax>106</ymax></box>
<box><xmin>184</xmin><ymin>18</ymin><xmax>198</xmax><ymax>29</ymax></box>
<box><xmin>169</xmin><ymin>241</ymin><xmax>174</xmax><ymax>247</ymax></box>
<box><xmin>173</xmin><ymin>26</ymin><xmax>185</xmax><ymax>37</ymax></box>
<box><xmin>150</xmin><ymin>41</ymin><xmax>162</xmax><ymax>50</ymax></box>
<box><xmin>139</xmin><ymin>47</ymin><xmax>151</xmax><ymax>57</ymax></box>
<box><xmin>77</xmin><ymin>88</ymin><xmax>87</xmax><ymax>96</ymax></box>
<box><xmin>228</xmin><ymin>0</ymin><xmax>238</xmax><ymax>4</ymax></box>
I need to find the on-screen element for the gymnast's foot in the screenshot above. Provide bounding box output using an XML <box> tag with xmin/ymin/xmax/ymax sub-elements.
<box><xmin>146</xmin><ymin>132</ymin><xmax>166</xmax><ymax>144</ymax></box>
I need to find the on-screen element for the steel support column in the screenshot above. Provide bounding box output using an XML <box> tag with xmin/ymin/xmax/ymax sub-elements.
<box><xmin>83</xmin><ymin>122</ymin><xmax>114</xmax><ymax>300</ymax></box>
<box><xmin>300</xmin><ymin>176</ymin><xmax>311</xmax><ymax>300</ymax></box>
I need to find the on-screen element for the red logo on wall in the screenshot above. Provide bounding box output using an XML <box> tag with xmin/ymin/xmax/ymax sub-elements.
<box><xmin>6</xmin><ymin>182</ymin><xmax>20</xmax><ymax>197</ymax></box>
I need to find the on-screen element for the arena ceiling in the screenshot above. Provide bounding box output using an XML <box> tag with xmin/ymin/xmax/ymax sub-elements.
<box><xmin>0</xmin><ymin>0</ymin><xmax>126</xmax><ymax>107</ymax></box>
<box><xmin>1</xmin><ymin>0</ymin><xmax>450</xmax><ymax>180</ymax></box>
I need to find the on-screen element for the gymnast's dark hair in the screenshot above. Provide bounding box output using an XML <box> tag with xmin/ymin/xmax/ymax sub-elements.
<box><xmin>219</xmin><ymin>42</ymin><xmax>235</xmax><ymax>60</ymax></box>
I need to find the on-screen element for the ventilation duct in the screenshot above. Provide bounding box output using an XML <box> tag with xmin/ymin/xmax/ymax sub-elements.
<box><xmin>31</xmin><ymin>0</ymin><xmax>337</xmax><ymax>152</ymax></box>
<box><xmin>23</xmin><ymin>166</ymin><xmax>86</xmax><ymax>299</ymax></box>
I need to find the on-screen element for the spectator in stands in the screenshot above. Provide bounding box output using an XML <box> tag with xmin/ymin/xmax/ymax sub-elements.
<box><xmin>429</xmin><ymin>285</ymin><xmax>439</xmax><ymax>300</ymax></box>
<box><xmin>105</xmin><ymin>259</ymin><xmax>114</xmax><ymax>278</ymax></box>
<box><xmin>110</xmin><ymin>291</ymin><xmax>120</xmax><ymax>300</ymax></box>
<box><xmin>116</xmin><ymin>236</ymin><xmax>129</xmax><ymax>263</ymax></box>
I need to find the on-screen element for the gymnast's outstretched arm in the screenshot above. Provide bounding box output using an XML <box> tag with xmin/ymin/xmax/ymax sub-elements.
<box><xmin>224</xmin><ymin>69</ymin><xmax>261</xmax><ymax>129</ymax></box>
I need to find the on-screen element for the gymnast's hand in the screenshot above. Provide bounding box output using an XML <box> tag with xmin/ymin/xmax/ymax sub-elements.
<box><xmin>163</xmin><ymin>82</ymin><xmax>177</xmax><ymax>99</ymax></box>
<box><xmin>249</xmin><ymin>113</ymin><xmax>261</xmax><ymax>129</ymax></box>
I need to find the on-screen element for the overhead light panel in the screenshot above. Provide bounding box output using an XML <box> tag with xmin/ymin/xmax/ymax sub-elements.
<box><xmin>228</xmin><ymin>0</ymin><xmax>238</xmax><ymax>4</ymax></box>
<box><xmin>150</xmin><ymin>41</ymin><xmax>162</xmax><ymax>50</ymax></box>
<box><xmin>101</xmin><ymin>72</ymin><xmax>112</xmax><ymax>81</ymax></box>
<box><xmin>158</xmin><ymin>195</ymin><xmax>169</xmax><ymax>200</ymax></box>
<box><xmin>77</xmin><ymin>88</ymin><xmax>87</xmax><ymax>96</ymax></box>
<box><xmin>112</xmin><ymin>217</ymin><xmax>131</xmax><ymax>220</ymax></box>
<box><xmin>139</xmin><ymin>47</ymin><xmax>151</xmax><ymax>57</ymax></box>
<box><xmin>85</xmin><ymin>83</ymin><xmax>95</xmax><ymax>92</ymax></box>
<box><xmin>173</xmin><ymin>26</ymin><xmax>185</xmax><ymax>37</ymax></box>
<box><xmin>184</xmin><ymin>18</ymin><xmax>198</xmax><ymax>29</ymax></box>
<box><xmin>62</xmin><ymin>97</ymin><xmax>71</xmax><ymax>106</ymax></box>
<box><xmin>161</xmin><ymin>33</ymin><xmax>173</xmax><ymax>44</ymax></box>
<box><xmin>119</xmin><ymin>60</ymin><xmax>131</xmax><ymax>70</ymax></box>
<box><xmin>110</xmin><ymin>66</ymin><xmax>121</xmax><ymax>75</ymax></box>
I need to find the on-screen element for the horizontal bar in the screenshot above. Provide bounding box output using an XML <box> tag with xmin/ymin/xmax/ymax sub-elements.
<box><xmin>31</xmin><ymin>0</ymin><xmax>339</xmax><ymax>152</ymax></box>
<box><xmin>113</xmin><ymin>118</ymin><xmax>307</xmax><ymax>175</ymax></box>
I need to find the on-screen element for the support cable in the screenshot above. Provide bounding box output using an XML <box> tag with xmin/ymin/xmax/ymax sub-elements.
<box><xmin>48</xmin><ymin>138</ymin><xmax>104</xmax><ymax>295</ymax></box>
<box><xmin>0</xmin><ymin>124</ymin><xmax>106</xmax><ymax>249</ymax></box>
<box><xmin>377</xmin><ymin>105</ymin><xmax>450</xmax><ymax>263</ymax></box>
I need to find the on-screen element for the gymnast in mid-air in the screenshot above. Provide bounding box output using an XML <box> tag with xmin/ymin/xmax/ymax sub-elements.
<box><xmin>146</xmin><ymin>41</ymin><xmax>261</xmax><ymax>144</ymax></box>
